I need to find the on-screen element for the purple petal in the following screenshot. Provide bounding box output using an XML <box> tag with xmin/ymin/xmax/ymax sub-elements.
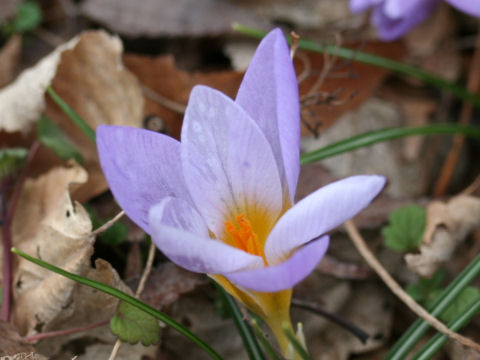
<box><xmin>372</xmin><ymin>0</ymin><xmax>439</xmax><ymax>41</ymax></box>
<box><xmin>445</xmin><ymin>0</ymin><xmax>480</xmax><ymax>17</ymax></box>
<box><xmin>265</xmin><ymin>175</ymin><xmax>386</xmax><ymax>264</ymax></box>
<box><xmin>350</xmin><ymin>0</ymin><xmax>383</xmax><ymax>13</ymax></box>
<box><xmin>149</xmin><ymin>199</ymin><xmax>264</xmax><ymax>274</ymax></box>
<box><xmin>383</xmin><ymin>0</ymin><xmax>424</xmax><ymax>18</ymax></box>
<box><xmin>235</xmin><ymin>28</ymin><xmax>300</xmax><ymax>202</ymax></box>
<box><xmin>181</xmin><ymin>85</ymin><xmax>283</xmax><ymax>238</ymax></box>
<box><xmin>97</xmin><ymin>125</ymin><xmax>190</xmax><ymax>234</ymax></box>
<box><xmin>225</xmin><ymin>236</ymin><xmax>329</xmax><ymax>292</ymax></box>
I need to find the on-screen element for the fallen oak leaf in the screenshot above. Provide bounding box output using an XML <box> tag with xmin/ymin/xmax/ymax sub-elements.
<box><xmin>405</xmin><ymin>195</ymin><xmax>480</xmax><ymax>277</ymax></box>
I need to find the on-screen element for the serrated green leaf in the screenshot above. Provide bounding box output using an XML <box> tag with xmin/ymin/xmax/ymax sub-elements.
<box><xmin>110</xmin><ymin>301</ymin><xmax>160</xmax><ymax>346</ymax></box>
<box><xmin>439</xmin><ymin>287</ymin><xmax>480</xmax><ymax>323</ymax></box>
<box><xmin>13</xmin><ymin>1</ymin><xmax>42</xmax><ymax>33</ymax></box>
<box><xmin>406</xmin><ymin>269</ymin><xmax>444</xmax><ymax>303</ymax></box>
<box><xmin>37</xmin><ymin>114</ymin><xmax>83</xmax><ymax>164</ymax></box>
<box><xmin>0</xmin><ymin>148</ymin><xmax>27</xmax><ymax>179</ymax></box>
<box><xmin>382</xmin><ymin>205</ymin><xmax>426</xmax><ymax>252</ymax></box>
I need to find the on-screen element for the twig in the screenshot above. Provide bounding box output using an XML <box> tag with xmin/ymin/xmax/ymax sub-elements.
<box><xmin>344</xmin><ymin>219</ymin><xmax>480</xmax><ymax>353</ymax></box>
<box><xmin>434</xmin><ymin>23</ymin><xmax>480</xmax><ymax>196</ymax></box>
<box><xmin>107</xmin><ymin>241</ymin><xmax>157</xmax><ymax>360</ymax></box>
<box><xmin>24</xmin><ymin>319</ymin><xmax>110</xmax><ymax>342</ymax></box>
<box><xmin>291</xmin><ymin>298</ymin><xmax>369</xmax><ymax>343</ymax></box>
<box><xmin>141</xmin><ymin>85</ymin><xmax>186</xmax><ymax>114</ymax></box>
<box><xmin>2</xmin><ymin>141</ymin><xmax>40</xmax><ymax>322</ymax></box>
<box><xmin>91</xmin><ymin>211</ymin><xmax>125</xmax><ymax>236</ymax></box>
<box><xmin>461</xmin><ymin>173</ymin><xmax>480</xmax><ymax>196</ymax></box>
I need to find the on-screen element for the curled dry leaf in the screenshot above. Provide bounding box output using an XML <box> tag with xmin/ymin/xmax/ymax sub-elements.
<box><xmin>9</xmin><ymin>162</ymin><xmax>130</xmax><ymax>341</ymax></box>
<box><xmin>0</xmin><ymin>30</ymin><xmax>143</xmax><ymax>200</ymax></box>
<box><xmin>405</xmin><ymin>195</ymin><xmax>480</xmax><ymax>277</ymax></box>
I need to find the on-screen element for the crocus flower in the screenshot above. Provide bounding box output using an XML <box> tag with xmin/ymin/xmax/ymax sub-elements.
<box><xmin>97</xmin><ymin>28</ymin><xmax>385</xmax><ymax>356</ymax></box>
<box><xmin>351</xmin><ymin>0</ymin><xmax>480</xmax><ymax>41</ymax></box>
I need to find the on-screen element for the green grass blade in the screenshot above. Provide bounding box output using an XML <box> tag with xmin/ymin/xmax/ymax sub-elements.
<box><xmin>300</xmin><ymin>124</ymin><xmax>480</xmax><ymax>165</ymax></box>
<box><xmin>251</xmin><ymin>319</ymin><xmax>281</xmax><ymax>360</ymax></box>
<box><xmin>384</xmin><ymin>253</ymin><xmax>480</xmax><ymax>360</ymax></box>
<box><xmin>233</xmin><ymin>24</ymin><xmax>480</xmax><ymax>109</ymax></box>
<box><xmin>11</xmin><ymin>247</ymin><xmax>223</xmax><ymax>360</ymax></box>
<box><xmin>46</xmin><ymin>86</ymin><xmax>96</xmax><ymax>144</ymax></box>
<box><xmin>213</xmin><ymin>282</ymin><xmax>266</xmax><ymax>360</ymax></box>
<box><xmin>282</xmin><ymin>324</ymin><xmax>311</xmax><ymax>360</ymax></box>
<box><xmin>410</xmin><ymin>298</ymin><xmax>480</xmax><ymax>360</ymax></box>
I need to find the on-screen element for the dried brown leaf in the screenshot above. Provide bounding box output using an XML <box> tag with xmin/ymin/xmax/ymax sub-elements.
<box><xmin>0</xmin><ymin>320</ymin><xmax>47</xmax><ymax>359</ymax></box>
<box><xmin>0</xmin><ymin>35</ymin><xmax>21</xmax><ymax>88</ymax></box>
<box><xmin>136</xmin><ymin>262</ymin><xmax>207</xmax><ymax>309</ymax></box>
<box><xmin>123</xmin><ymin>54</ymin><xmax>243</xmax><ymax>139</ymax></box>
<box><xmin>405</xmin><ymin>195</ymin><xmax>480</xmax><ymax>277</ymax></box>
<box><xmin>0</xmin><ymin>30</ymin><xmax>143</xmax><ymax>200</ymax></box>
<box><xmin>9</xmin><ymin>163</ymin><xmax>130</xmax><ymax>339</ymax></box>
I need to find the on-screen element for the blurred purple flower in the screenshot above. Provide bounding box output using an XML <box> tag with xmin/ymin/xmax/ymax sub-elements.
<box><xmin>351</xmin><ymin>0</ymin><xmax>480</xmax><ymax>41</ymax></box>
<box><xmin>97</xmin><ymin>28</ymin><xmax>385</xmax><ymax>353</ymax></box>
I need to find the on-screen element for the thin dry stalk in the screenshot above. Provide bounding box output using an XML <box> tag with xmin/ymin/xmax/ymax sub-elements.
<box><xmin>344</xmin><ymin>219</ymin><xmax>480</xmax><ymax>353</ymax></box>
<box><xmin>108</xmin><ymin>241</ymin><xmax>157</xmax><ymax>360</ymax></box>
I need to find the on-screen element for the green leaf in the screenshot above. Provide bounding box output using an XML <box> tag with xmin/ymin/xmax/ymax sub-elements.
<box><xmin>406</xmin><ymin>269</ymin><xmax>444</xmax><ymax>303</ymax></box>
<box><xmin>382</xmin><ymin>205</ymin><xmax>426</xmax><ymax>252</ymax></box>
<box><xmin>299</xmin><ymin>124</ymin><xmax>480</xmax><ymax>164</ymax></box>
<box><xmin>213</xmin><ymin>281</ymin><xmax>266</xmax><ymax>360</ymax></box>
<box><xmin>385</xmin><ymin>253</ymin><xmax>480</xmax><ymax>360</ymax></box>
<box><xmin>46</xmin><ymin>86</ymin><xmax>96</xmax><ymax>144</ymax></box>
<box><xmin>37</xmin><ymin>114</ymin><xmax>83</xmax><ymax>164</ymax></box>
<box><xmin>439</xmin><ymin>287</ymin><xmax>480</xmax><ymax>323</ymax></box>
<box><xmin>0</xmin><ymin>148</ymin><xmax>27</xmax><ymax>179</ymax></box>
<box><xmin>11</xmin><ymin>247</ymin><xmax>223</xmax><ymax>360</ymax></box>
<box><xmin>12</xmin><ymin>1</ymin><xmax>42</xmax><ymax>33</ymax></box>
<box><xmin>110</xmin><ymin>301</ymin><xmax>160</xmax><ymax>346</ymax></box>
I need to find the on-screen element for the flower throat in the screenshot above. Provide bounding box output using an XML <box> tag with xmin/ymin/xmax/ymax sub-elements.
<box><xmin>225</xmin><ymin>214</ymin><xmax>268</xmax><ymax>265</ymax></box>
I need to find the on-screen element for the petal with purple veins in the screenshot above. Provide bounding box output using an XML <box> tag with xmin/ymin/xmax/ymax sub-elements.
<box><xmin>181</xmin><ymin>85</ymin><xmax>283</xmax><ymax>238</ymax></box>
<box><xmin>265</xmin><ymin>175</ymin><xmax>386</xmax><ymax>264</ymax></box>
<box><xmin>149</xmin><ymin>199</ymin><xmax>265</xmax><ymax>274</ymax></box>
<box><xmin>97</xmin><ymin>125</ymin><xmax>190</xmax><ymax>234</ymax></box>
<box><xmin>235</xmin><ymin>28</ymin><xmax>300</xmax><ymax>202</ymax></box>
<box><xmin>225</xmin><ymin>236</ymin><xmax>329</xmax><ymax>292</ymax></box>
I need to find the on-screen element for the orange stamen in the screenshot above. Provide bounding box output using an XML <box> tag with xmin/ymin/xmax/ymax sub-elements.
<box><xmin>225</xmin><ymin>214</ymin><xmax>267</xmax><ymax>265</ymax></box>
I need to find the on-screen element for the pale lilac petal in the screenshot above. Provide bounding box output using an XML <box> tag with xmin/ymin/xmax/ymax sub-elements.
<box><xmin>97</xmin><ymin>125</ymin><xmax>190</xmax><ymax>234</ymax></box>
<box><xmin>445</xmin><ymin>0</ymin><xmax>480</xmax><ymax>17</ymax></box>
<box><xmin>226</xmin><ymin>236</ymin><xmax>329</xmax><ymax>292</ymax></box>
<box><xmin>235</xmin><ymin>28</ymin><xmax>300</xmax><ymax>202</ymax></box>
<box><xmin>383</xmin><ymin>0</ymin><xmax>423</xmax><ymax>18</ymax></box>
<box><xmin>350</xmin><ymin>0</ymin><xmax>383</xmax><ymax>13</ymax></box>
<box><xmin>372</xmin><ymin>0</ymin><xmax>438</xmax><ymax>41</ymax></box>
<box><xmin>149</xmin><ymin>200</ymin><xmax>264</xmax><ymax>274</ymax></box>
<box><xmin>181</xmin><ymin>85</ymin><xmax>283</xmax><ymax>238</ymax></box>
<box><xmin>265</xmin><ymin>175</ymin><xmax>386</xmax><ymax>264</ymax></box>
